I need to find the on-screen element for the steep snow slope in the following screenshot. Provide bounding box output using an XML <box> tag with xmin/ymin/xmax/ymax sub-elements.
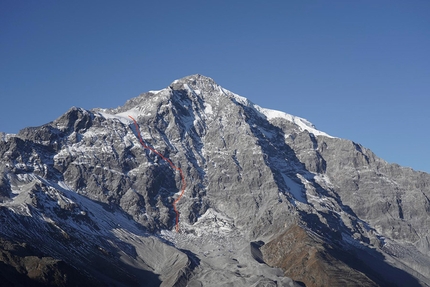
<box><xmin>0</xmin><ymin>74</ymin><xmax>429</xmax><ymax>286</ymax></box>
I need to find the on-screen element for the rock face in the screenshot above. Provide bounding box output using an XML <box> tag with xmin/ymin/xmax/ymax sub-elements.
<box><xmin>0</xmin><ymin>74</ymin><xmax>429</xmax><ymax>286</ymax></box>
<box><xmin>0</xmin><ymin>237</ymin><xmax>102</xmax><ymax>287</ymax></box>
<box><xmin>261</xmin><ymin>225</ymin><xmax>379</xmax><ymax>287</ymax></box>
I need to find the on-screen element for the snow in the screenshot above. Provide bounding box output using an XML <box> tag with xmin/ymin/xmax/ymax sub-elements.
<box><xmin>217</xmin><ymin>84</ymin><xmax>333</xmax><ymax>138</ymax></box>
<box><xmin>98</xmin><ymin>108</ymin><xmax>156</xmax><ymax>127</ymax></box>
<box><xmin>255</xmin><ymin>105</ymin><xmax>334</xmax><ymax>138</ymax></box>
<box><xmin>56</xmin><ymin>181</ymin><xmax>145</xmax><ymax>234</ymax></box>
<box><xmin>99</xmin><ymin>111</ymin><xmax>133</xmax><ymax>125</ymax></box>
<box><xmin>219</xmin><ymin>86</ymin><xmax>249</xmax><ymax>106</ymax></box>
<box><xmin>257</xmin><ymin>127</ymin><xmax>275</xmax><ymax>139</ymax></box>
<box><xmin>184</xmin><ymin>84</ymin><xmax>203</xmax><ymax>98</ymax></box>
<box><xmin>313</xmin><ymin>174</ymin><xmax>334</xmax><ymax>188</ymax></box>
<box><xmin>204</xmin><ymin>103</ymin><xmax>213</xmax><ymax>115</ymax></box>
<box><xmin>281</xmin><ymin>173</ymin><xmax>307</xmax><ymax>203</ymax></box>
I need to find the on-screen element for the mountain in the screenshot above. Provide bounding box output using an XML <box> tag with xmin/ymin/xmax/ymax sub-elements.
<box><xmin>1</xmin><ymin>74</ymin><xmax>429</xmax><ymax>287</ymax></box>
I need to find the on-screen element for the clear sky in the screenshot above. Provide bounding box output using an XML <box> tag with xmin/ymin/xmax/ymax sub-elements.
<box><xmin>1</xmin><ymin>1</ymin><xmax>429</xmax><ymax>173</ymax></box>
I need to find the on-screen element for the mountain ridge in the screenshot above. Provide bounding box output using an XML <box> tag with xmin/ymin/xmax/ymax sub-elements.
<box><xmin>0</xmin><ymin>74</ymin><xmax>429</xmax><ymax>286</ymax></box>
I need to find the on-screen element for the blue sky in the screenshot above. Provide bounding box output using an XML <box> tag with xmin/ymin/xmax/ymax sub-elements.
<box><xmin>1</xmin><ymin>1</ymin><xmax>429</xmax><ymax>173</ymax></box>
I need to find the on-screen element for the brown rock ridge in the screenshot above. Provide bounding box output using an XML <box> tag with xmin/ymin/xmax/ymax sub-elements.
<box><xmin>261</xmin><ymin>224</ymin><xmax>378</xmax><ymax>287</ymax></box>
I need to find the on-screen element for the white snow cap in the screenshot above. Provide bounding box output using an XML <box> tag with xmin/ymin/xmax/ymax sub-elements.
<box><xmin>102</xmin><ymin>74</ymin><xmax>333</xmax><ymax>138</ymax></box>
<box><xmin>216</xmin><ymin>81</ymin><xmax>333</xmax><ymax>138</ymax></box>
<box><xmin>256</xmin><ymin>105</ymin><xmax>333</xmax><ymax>138</ymax></box>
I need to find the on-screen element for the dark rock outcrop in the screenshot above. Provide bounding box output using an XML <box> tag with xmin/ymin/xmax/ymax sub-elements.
<box><xmin>0</xmin><ymin>74</ymin><xmax>429</xmax><ymax>286</ymax></box>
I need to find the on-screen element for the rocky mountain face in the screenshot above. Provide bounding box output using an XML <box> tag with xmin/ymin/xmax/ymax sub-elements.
<box><xmin>0</xmin><ymin>74</ymin><xmax>429</xmax><ymax>286</ymax></box>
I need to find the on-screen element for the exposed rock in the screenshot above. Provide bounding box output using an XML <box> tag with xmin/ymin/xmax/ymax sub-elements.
<box><xmin>262</xmin><ymin>225</ymin><xmax>398</xmax><ymax>287</ymax></box>
<box><xmin>0</xmin><ymin>237</ymin><xmax>102</xmax><ymax>286</ymax></box>
<box><xmin>0</xmin><ymin>74</ymin><xmax>429</xmax><ymax>286</ymax></box>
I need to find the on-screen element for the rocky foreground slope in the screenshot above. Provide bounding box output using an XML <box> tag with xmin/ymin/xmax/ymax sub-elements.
<box><xmin>1</xmin><ymin>75</ymin><xmax>429</xmax><ymax>286</ymax></box>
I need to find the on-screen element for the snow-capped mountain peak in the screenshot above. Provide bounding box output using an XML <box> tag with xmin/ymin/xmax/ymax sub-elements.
<box><xmin>0</xmin><ymin>74</ymin><xmax>429</xmax><ymax>286</ymax></box>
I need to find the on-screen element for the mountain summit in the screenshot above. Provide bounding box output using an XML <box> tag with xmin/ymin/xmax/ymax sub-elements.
<box><xmin>1</xmin><ymin>75</ymin><xmax>429</xmax><ymax>286</ymax></box>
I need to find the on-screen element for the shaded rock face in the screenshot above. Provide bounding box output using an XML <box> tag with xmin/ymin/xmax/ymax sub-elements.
<box><xmin>0</xmin><ymin>237</ymin><xmax>102</xmax><ymax>287</ymax></box>
<box><xmin>0</xmin><ymin>74</ymin><xmax>429</xmax><ymax>286</ymax></box>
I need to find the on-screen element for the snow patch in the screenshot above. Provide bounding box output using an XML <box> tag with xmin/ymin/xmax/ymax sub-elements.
<box><xmin>256</xmin><ymin>106</ymin><xmax>333</xmax><ymax>138</ymax></box>
<box><xmin>204</xmin><ymin>103</ymin><xmax>213</xmax><ymax>115</ymax></box>
<box><xmin>99</xmin><ymin>111</ymin><xmax>133</xmax><ymax>125</ymax></box>
<box><xmin>313</xmin><ymin>174</ymin><xmax>334</xmax><ymax>188</ymax></box>
<box><xmin>281</xmin><ymin>173</ymin><xmax>307</xmax><ymax>203</ymax></box>
<box><xmin>219</xmin><ymin>86</ymin><xmax>249</xmax><ymax>106</ymax></box>
<box><xmin>218</xmin><ymin>84</ymin><xmax>333</xmax><ymax>138</ymax></box>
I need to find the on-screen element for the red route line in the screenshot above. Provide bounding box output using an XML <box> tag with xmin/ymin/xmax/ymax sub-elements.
<box><xmin>128</xmin><ymin>115</ymin><xmax>185</xmax><ymax>233</ymax></box>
